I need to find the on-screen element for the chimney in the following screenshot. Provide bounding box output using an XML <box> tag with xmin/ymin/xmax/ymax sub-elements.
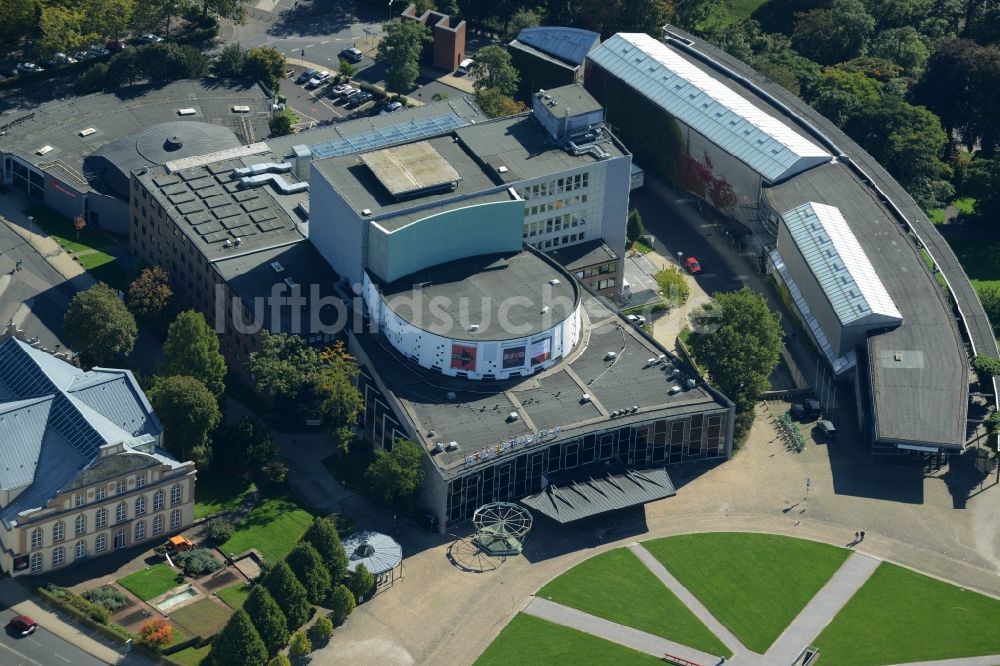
<box><xmin>293</xmin><ymin>144</ymin><xmax>312</xmax><ymax>183</ymax></box>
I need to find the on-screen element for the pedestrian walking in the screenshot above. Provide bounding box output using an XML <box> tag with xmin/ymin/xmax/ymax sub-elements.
<box><xmin>854</xmin><ymin>531</ymin><xmax>859</xmax><ymax>541</ymax></box>
<box><xmin>860</xmin><ymin>530</ymin><xmax>865</xmax><ymax>541</ymax></box>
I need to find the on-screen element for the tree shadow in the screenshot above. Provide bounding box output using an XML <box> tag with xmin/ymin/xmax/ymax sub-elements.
<box><xmin>941</xmin><ymin>447</ymin><xmax>995</xmax><ymax>509</ymax></box>
<box><xmin>266</xmin><ymin>0</ymin><xmax>377</xmax><ymax>39</ymax></box>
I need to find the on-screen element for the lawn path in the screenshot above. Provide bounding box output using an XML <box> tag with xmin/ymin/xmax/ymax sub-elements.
<box><xmin>629</xmin><ymin>543</ymin><xmax>749</xmax><ymax>657</ymax></box>
<box><xmin>523</xmin><ymin>597</ymin><xmax>721</xmax><ymax>665</ymax></box>
<box><xmin>764</xmin><ymin>552</ymin><xmax>879</xmax><ymax>663</ymax></box>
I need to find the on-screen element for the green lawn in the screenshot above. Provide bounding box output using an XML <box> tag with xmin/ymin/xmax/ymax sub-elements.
<box><xmin>220</xmin><ymin>492</ymin><xmax>315</xmax><ymax>562</ymax></box>
<box><xmin>194</xmin><ymin>470</ymin><xmax>256</xmax><ymax>520</ymax></box>
<box><xmin>475</xmin><ymin>613</ymin><xmax>666</xmax><ymax>666</ymax></box>
<box><xmin>644</xmin><ymin>533</ymin><xmax>850</xmax><ymax>654</ymax></box>
<box><xmin>927</xmin><ymin>208</ymin><xmax>946</xmax><ymax>225</ymax></box>
<box><xmin>216</xmin><ymin>583</ymin><xmax>250</xmax><ymax>610</ymax></box>
<box><xmin>164</xmin><ymin>645</ymin><xmax>211</xmax><ymax>666</ymax></box>
<box><xmin>24</xmin><ymin>204</ymin><xmax>129</xmax><ymax>290</ymax></box>
<box><xmin>815</xmin><ymin>562</ymin><xmax>1000</xmax><ymax>665</ymax></box>
<box><xmin>629</xmin><ymin>238</ymin><xmax>654</xmax><ymax>254</ymax></box>
<box><xmin>537</xmin><ymin>547</ymin><xmax>730</xmax><ymax>657</ymax></box>
<box><xmin>117</xmin><ymin>564</ymin><xmax>183</xmax><ymax>601</ymax></box>
<box><xmin>697</xmin><ymin>0</ymin><xmax>772</xmax><ymax>30</ymax></box>
<box><xmin>169</xmin><ymin>598</ymin><xmax>233</xmax><ymax>639</ymax></box>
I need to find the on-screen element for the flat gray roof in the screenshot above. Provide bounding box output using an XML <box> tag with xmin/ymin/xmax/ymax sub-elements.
<box><xmin>215</xmin><ymin>241</ymin><xmax>342</xmax><ymax>337</ymax></box>
<box><xmin>536</xmin><ymin>83</ymin><xmax>604</xmax><ymax>117</ymax></box>
<box><xmin>360</xmin><ymin>141</ymin><xmax>461</xmax><ymax>199</ymax></box>
<box><xmin>0</xmin><ymin>79</ymin><xmax>269</xmax><ymax>196</ymax></box>
<box><xmin>138</xmin><ymin>147</ymin><xmax>307</xmax><ymax>262</ymax></box>
<box><xmin>521</xmin><ymin>466</ymin><xmax>676</xmax><ymax>523</ymax></box>
<box><xmin>353</xmin><ymin>298</ymin><xmax>729</xmax><ymax>479</ymax></box>
<box><xmin>380</xmin><ymin>250</ymin><xmax>578</xmax><ymax>341</ymax></box>
<box><xmin>549</xmin><ymin>239</ymin><xmax>618</xmax><ymax>271</ymax></box>
<box><xmin>764</xmin><ymin>162</ymin><xmax>967</xmax><ymax>447</ymax></box>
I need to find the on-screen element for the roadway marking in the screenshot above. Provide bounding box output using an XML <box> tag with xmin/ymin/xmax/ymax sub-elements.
<box><xmin>52</xmin><ymin>652</ymin><xmax>71</xmax><ymax>663</ymax></box>
<box><xmin>0</xmin><ymin>640</ymin><xmax>47</xmax><ymax>666</ymax></box>
<box><xmin>260</xmin><ymin>40</ymin><xmax>274</xmax><ymax>45</ymax></box>
<box><xmin>320</xmin><ymin>40</ymin><xmax>330</xmax><ymax>44</ymax></box>
<box><xmin>304</xmin><ymin>44</ymin><xmax>315</xmax><ymax>48</ymax></box>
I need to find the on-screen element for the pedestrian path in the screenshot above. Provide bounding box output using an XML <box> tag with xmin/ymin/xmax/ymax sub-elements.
<box><xmin>765</xmin><ymin>552</ymin><xmax>880</xmax><ymax>663</ymax></box>
<box><xmin>628</xmin><ymin>543</ymin><xmax>748</xmax><ymax>657</ymax></box>
<box><xmin>523</xmin><ymin>596</ymin><xmax>721</xmax><ymax>665</ymax></box>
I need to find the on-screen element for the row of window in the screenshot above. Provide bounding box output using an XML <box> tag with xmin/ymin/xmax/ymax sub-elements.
<box><xmin>523</xmin><ymin>212</ymin><xmax>585</xmax><ymax>238</ymax></box>
<box><xmin>29</xmin><ymin>510</ymin><xmax>182</xmax><ymax>573</ymax></box>
<box><xmin>31</xmin><ymin>484</ymin><xmax>183</xmax><ymax>550</ymax></box>
<box><xmin>523</xmin><ymin>194</ymin><xmax>588</xmax><ymax>217</ymax></box>
<box><xmin>73</xmin><ymin>475</ymin><xmax>147</xmax><ymax>508</ymax></box>
<box><xmin>574</xmin><ymin>262</ymin><xmax>617</xmax><ymax>279</ymax></box>
<box><xmin>520</xmin><ymin>173</ymin><xmax>590</xmax><ymax>200</ymax></box>
<box><xmin>532</xmin><ymin>232</ymin><xmax>586</xmax><ymax>250</ymax></box>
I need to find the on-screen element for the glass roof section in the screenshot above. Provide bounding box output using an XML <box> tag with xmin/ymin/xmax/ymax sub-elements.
<box><xmin>308</xmin><ymin>114</ymin><xmax>470</xmax><ymax>160</ymax></box>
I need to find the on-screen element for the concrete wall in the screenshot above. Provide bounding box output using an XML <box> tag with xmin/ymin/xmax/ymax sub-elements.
<box><xmin>309</xmin><ymin>170</ymin><xmax>366</xmax><ymax>288</ymax></box>
<box><xmin>88</xmin><ymin>192</ymin><xmax>129</xmax><ymax>234</ymax></box>
<box><xmin>368</xmin><ymin>200</ymin><xmax>524</xmax><ymax>284</ymax></box>
<box><xmin>43</xmin><ymin>174</ymin><xmax>86</xmax><ymax>221</ymax></box>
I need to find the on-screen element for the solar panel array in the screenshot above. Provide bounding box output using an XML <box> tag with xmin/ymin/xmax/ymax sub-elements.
<box><xmin>308</xmin><ymin>114</ymin><xmax>470</xmax><ymax>159</ymax></box>
<box><xmin>781</xmin><ymin>202</ymin><xmax>902</xmax><ymax>326</ymax></box>
<box><xmin>587</xmin><ymin>33</ymin><xmax>831</xmax><ymax>182</ymax></box>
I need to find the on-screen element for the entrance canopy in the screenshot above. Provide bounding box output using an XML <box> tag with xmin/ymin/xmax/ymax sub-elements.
<box><xmin>520</xmin><ymin>467</ymin><xmax>676</xmax><ymax>523</ymax></box>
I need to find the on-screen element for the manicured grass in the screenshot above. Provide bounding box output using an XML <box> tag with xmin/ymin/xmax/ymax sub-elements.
<box><xmin>927</xmin><ymin>208</ymin><xmax>946</xmax><ymax>225</ymax></box>
<box><xmin>25</xmin><ymin>204</ymin><xmax>128</xmax><ymax>290</ymax></box>
<box><xmin>629</xmin><ymin>238</ymin><xmax>654</xmax><ymax>254</ymax></box>
<box><xmin>654</xmin><ymin>268</ymin><xmax>690</xmax><ymax>304</ymax></box>
<box><xmin>537</xmin><ymin>547</ymin><xmax>730</xmax><ymax>657</ymax></box>
<box><xmin>644</xmin><ymin>533</ymin><xmax>850</xmax><ymax>654</ymax></box>
<box><xmin>698</xmin><ymin>0</ymin><xmax>772</xmax><ymax>29</ymax></box>
<box><xmin>954</xmin><ymin>196</ymin><xmax>976</xmax><ymax>216</ymax></box>
<box><xmin>216</xmin><ymin>583</ymin><xmax>250</xmax><ymax>610</ymax></box>
<box><xmin>164</xmin><ymin>644</ymin><xmax>211</xmax><ymax>666</ymax></box>
<box><xmin>169</xmin><ymin>598</ymin><xmax>233</xmax><ymax>639</ymax></box>
<box><xmin>475</xmin><ymin>613</ymin><xmax>665</xmax><ymax>666</ymax></box>
<box><xmin>815</xmin><ymin>562</ymin><xmax>1000</xmax><ymax>664</ymax></box>
<box><xmin>220</xmin><ymin>492</ymin><xmax>315</xmax><ymax>562</ymax></box>
<box><xmin>194</xmin><ymin>470</ymin><xmax>255</xmax><ymax>520</ymax></box>
<box><xmin>117</xmin><ymin>564</ymin><xmax>183</xmax><ymax>601</ymax></box>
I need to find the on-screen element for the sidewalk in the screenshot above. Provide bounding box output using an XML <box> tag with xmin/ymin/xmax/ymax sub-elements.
<box><xmin>0</xmin><ymin>194</ymin><xmax>93</xmax><ymax>285</ymax></box>
<box><xmin>523</xmin><ymin>596</ymin><xmax>721</xmax><ymax>665</ymax></box>
<box><xmin>0</xmin><ymin>577</ymin><xmax>123</xmax><ymax>664</ymax></box>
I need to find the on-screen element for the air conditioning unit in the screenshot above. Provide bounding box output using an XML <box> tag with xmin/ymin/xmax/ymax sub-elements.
<box><xmin>507</xmin><ymin>411</ymin><xmax>520</xmax><ymax>422</ymax></box>
<box><xmin>446</xmin><ymin>441</ymin><xmax>459</xmax><ymax>451</ymax></box>
<box><xmin>605</xmin><ymin>351</ymin><xmax>617</xmax><ymax>361</ymax></box>
<box><xmin>284</xmin><ymin>277</ymin><xmax>297</xmax><ymax>288</ymax></box>
<box><xmin>549</xmin><ymin>279</ymin><xmax>561</xmax><ymax>286</ymax></box>
<box><xmin>78</xmin><ymin>127</ymin><xmax>97</xmax><ymax>137</ymax></box>
<box><xmin>270</xmin><ymin>261</ymin><xmax>285</xmax><ymax>273</ymax></box>
<box><xmin>580</xmin><ymin>394</ymin><xmax>591</xmax><ymax>403</ymax></box>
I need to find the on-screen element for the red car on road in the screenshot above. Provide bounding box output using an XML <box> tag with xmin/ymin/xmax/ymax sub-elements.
<box><xmin>9</xmin><ymin>614</ymin><xmax>37</xmax><ymax>636</ymax></box>
<box><xmin>684</xmin><ymin>257</ymin><xmax>702</xmax><ymax>274</ymax></box>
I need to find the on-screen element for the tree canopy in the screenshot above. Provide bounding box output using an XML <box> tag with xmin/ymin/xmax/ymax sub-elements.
<box><xmin>474</xmin><ymin>88</ymin><xmax>527</xmax><ymax>118</ymax></box>
<box><xmin>689</xmin><ymin>288</ymin><xmax>783</xmax><ymax>414</ymax></box>
<box><xmin>212</xmin><ymin>610</ymin><xmax>268</xmax><ymax>666</ymax></box>
<box><xmin>148</xmin><ymin>375</ymin><xmax>221</xmax><ymax>466</ymax></box>
<box><xmin>128</xmin><ymin>267</ymin><xmax>173</xmax><ymax>322</ymax></box>
<box><xmin>244</xmin><ymin>586</ymin><xmax>289</xmax><ymax>656</ymax></box>
<box><xmin>245</xmin><ymin>47</ymin><xmax>286</xmax><ymax>91</ymax></box>
<box><xmin>64</xmin><ymin>283</ymin><xmax>138</xmax><ymax>367</ymax></box>
<box><xmin>469</xmin><ymin>46</ymin><xmax>520</xmax><ymax>96</ymax></box>
<box><xmin>302</xmin><ymin>517</ymin><xmax>349</xmax><ymax>584</ymax></box>
<box><xmin>348</xmin><ymin>562</ymin><xmax>375</xmax><ymax>602</ymax></box>
<box><xmin>214</xmin><ymin>416</ymin><xmax>278</xmax><ymax>471</ymax></box>
<box><xmin>162</xmin><ymin>310</ymin><xmax>227</xmax><ymax>397</ymax></box>
<box><xmin>286</xmin><ymin>543</ymin><xmax>332</xmax><ymax>605</ymax></box>
<box><xmin>364</xmin><ymin>439</ymin><xmax>425</xmax><ymax>511</ymax></box>
<box><xmin>329</xmin><ymin>585</ymin><xmax>356</xmax><ymax>622</ymax></box>
<box><xmin>262</xmin><ymin>560</ymin><xmax>312</xmax><ymax>630</ymax></box>
<box><xmin>377</xmin><ymin>19</ymin><xmax>430</xmax><ymax>93</ymax></box>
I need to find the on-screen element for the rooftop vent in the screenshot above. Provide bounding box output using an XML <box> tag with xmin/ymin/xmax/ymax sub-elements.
<box><xmin>270</xmin><ymin>261</ymin><xmax>285</xmax><ymax>273</ymax></box>
<box><xmin>284</xmin><ymin>276</ymin><xmax>297</xmax><ymax>288</ymax></box>
<box><xmin>232</xmin><ymin>105</ymin><xmax>250</xmax><ymax>113</ymax></box>
<box><xmin>605</xmin><ymin>351</ymin><xmax>617</xmax><ymax>361</ymax></box>
<box><xmin>233</xmin><ymin>237</ymin><xmax>242</xmax><ymax>246</ymax></box>
<box><xmin>78</xmin><ymin>127</ymin><xmax>97</xmax><ymax>137</ymax></box>
<box><xmin>223</xmin><ymin>239</ymin><xmax>232</xmax><ymax>248</ymax></box>
<box><xmin>507</xmin><ymin>412</ymin><xmax>519</xmax><ymax>422</ymax></box>
<box><xmin>549</xmin><ymin>279</ymin><xmax>561</xmax><ymax>286</ymax></box>
<box><xmin>498</xmin><ymin>165</ymin><xmax>509</xmax><ymax>174</ymax></box>
<box><xmin>580</xmin><ymin>393</ymin><xmax>591</xmax><ymax>403</ymax></box>
<box><xmin>446</xmin><ymin>391</ymin><xmax>456</xmax><ymax>401</ymax></box>
<box><xmin>177</xmin><ymin>108</ymin><xmax>197</xmax><ymax>116</ymax></box>
<box><xmin>36</xmin><ymin>145</ymin><xmax>53</xmax><ymax>156</ymax></box>
<box><xmin>164</xmin><ymin>136</ymin><xmax>183</xmax><ymax>151</ymax></box>
<box><xmin>468</xmin><ymin>324</ymin><xmax>480</xmax><ymax>333</ymax></box>
<box><xmin>446</xmin><ymin>441</ymin><xmax>459</xmax><ymax>451</ymax></box>
<box><xmin>361</xmin><ymin>209</ymin><xmax>372</xmax><ymax>216</ymax></box>
<box><xmin>540</xmin><ymin>306</ymin><xmax>550</xmax><ymax>314</ymax></box>
<box><xmin>434</xmin><ymin>442</ymin><xmax>445</xmax><ymax>453</ymax></box>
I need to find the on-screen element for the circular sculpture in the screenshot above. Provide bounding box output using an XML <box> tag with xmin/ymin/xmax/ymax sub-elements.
<box><xmin>472</xmin><ymin>502</ymin><xmax>533</xmax><ymax>556</ymax></box>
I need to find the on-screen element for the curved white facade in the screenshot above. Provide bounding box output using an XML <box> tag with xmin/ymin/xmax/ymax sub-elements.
<box><xmin>363</xmin><ymin>272</ymin><xmax>582</xmax><ymax>380</ymax></box>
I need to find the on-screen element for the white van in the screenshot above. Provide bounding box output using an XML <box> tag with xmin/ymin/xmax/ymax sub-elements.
<box><xmin>457</xmin><ymin>58</ymin><xmax>474</xmax><ymax>75</ymax></box>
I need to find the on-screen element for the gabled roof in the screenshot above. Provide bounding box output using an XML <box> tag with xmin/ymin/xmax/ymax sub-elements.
<box><xmin>781</xmin><ymin>202</ymin><xmax>902</xmax><ymax>327</ymax></box>
<box><xmin>515</xmin><ymin>26</ymin><xmax>601</xmax><ymax>66</ymax></box>
<box><xmin>587</xmin><ymin>33</ymin><xmax>831</xmax><ymax>182</ymax></box>
<box><xmin>0</xmin><ymin>337</ymin><xmax>168</xmax><ymax>519</ymax></box>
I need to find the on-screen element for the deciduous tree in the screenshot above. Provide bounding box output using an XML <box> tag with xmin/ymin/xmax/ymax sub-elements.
<box><xmin>286</xmin><ymin>543</ymin><xmax>332</xmax><ymax>605</ymax></box>
<box><xmin>348</xmin><ymin>563</ymin><xmax>375</xmax><ymax>602</ymax></box>
<box><xmin>163</xmin><ymin>310</ymin><xmax>227</xmax><ymax>397</ymax></box>
<box><xmin>474</xmin><ymin>88</ymin><xmax>527</xmax><ymax>118</ymax></box>
<box><xmin>309</xmin><ymin>615</ymin><xmax>334</xmax><ymax>644</ymax></box>
<box><xmin>262</xmin><ymin>561</ymin><xmax>312</xmax><ymax>630</ymax></box>
<box><xmin>213</xmin><ymin>610</ymin><xmax>268</xmax><ymax>666</ymax></box>
<box><xmin>213</xmin><ymin>43</ymin><xmax>247</xmax><ymax>79</ymax></box>
<box><xmin>288</xmin><ymin>631</ymin><xmax>312</xmax><ymax>662</ymax></box>
<box><xmin>365</xmin><ymin>440</ymin><xmax>424</xmax><ymax>511</ymax></box>
<box><xmin>148</xmin><ymin>375</ymin><xmax>221</xmax><ymax>465</ymax></box>
<box><xmin>64</xmin><ymin>283</ymin><xmax>138</xmax><ymax>366</ymax></box>
<box><xmin>128</xmin><ymin>267</ymin><xmax>173</xmax><ymax>321</ymax></box>
<box><xmin>468</xmin><ymin>45</ymin><xmax>519</xmax><ymax>96</ymax></box>
<box><xmin>793</xmin><ymin>0</ymin><xmax>876</xmax><ymax>65</ymax></box>
<box><xmin>377</xmin><ymin>19</ymin><xmax>430</xmax><ymax>93</ymax></box>
<box><xmin>329</xmin><ymin>585</ymin><xmax>355</xmax><ymax>622</ymax></box>
<box><xmin>244</xmin><ymin>587</ymin><xmax>289</xmax><ymax>656</ymax></box>
<box><xmin>245</xmin><ymin>46</ymin><xmax>286</xmax><ymax>91</ymax></box>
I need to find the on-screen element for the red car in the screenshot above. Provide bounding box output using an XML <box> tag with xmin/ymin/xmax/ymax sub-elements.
<box><xmin>9</xmin><ymin>614</ymin><xmax>37</xmax><ymax>636</ymax></box>
<box><xmin>684</xmin><ymin>256</ymin><xmax>702</xmax><ymax>274</ymax></box>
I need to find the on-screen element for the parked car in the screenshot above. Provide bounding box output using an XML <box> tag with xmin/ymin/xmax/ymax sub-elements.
<box><xmin>379</xmin><ymin>101</ymin><xmax>403</xmax><ymax>114</ymax></box>
<box><xmin>339</xmin><ymin>47</ymin><xmax>363</xmax><ymax>63</ymax></box>
<box><xmin>329</xmin><ymin>83</ymin><xmax>354</xmax><ymax>97</ymax></box>
<box><xmin>347</xmin><ymin>91</ymin><xmax>373</xmax><ymax>108</ymax></box>
<box><xmin>295</xmin><ymin>68</ymin><xmax>318</xmax><ymax>85</ymax></box>
<box><xmin>457</xmin><ymin>57</ymin><xmax>474</xmax><ymax>75</ymax></box>
<box><xmin>137</xmin><ymin>33</ymin><xmax>163</xmax><ymax>43</ymax></box>
<box><xmin>306</xmin><ymin>70</ymin><xmax>331</xmax><ymax>88</ymax></box>
<box><xmin>15</xmin><ymin>63</ymin><xmax>44</xmax><ymax>74</ymax></box>
<box><xmin>74</xmin><ymin>50</ymin><xmax>95</xmax><ymax>61</ymax></box>
<box><xmin>818</xmin><ymin>419</ymin><xmax>837</xmax><ymax>439</ymax></box>
<box><xmin>87</xmin><ymin>45</ymin><xmax>110</xmax><ymax>57</ymax></box>
<box><xmin>41</xmin><ymin>53</ymin><xmax>77</xmax><ymax>67</ymax></box>
<box><xmin>684</xmin><ymin>256</ymin><xmax>702</xmax><ymax>274</ymax></box>
<box><xmin>107</xmin><ymin>40</ymin><xmax>127</xmax><ymax>53</ymax></box>
<box><xmin>8</xmin><ymin>615</ymin><xmax>37</xmax><ymax>637</ymax></box>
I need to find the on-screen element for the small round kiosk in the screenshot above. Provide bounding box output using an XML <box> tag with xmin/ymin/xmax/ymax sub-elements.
<box><xmin>341</xmin><ymin>531</ymin><xmax>404</xmax><ymax>588</ymax></box>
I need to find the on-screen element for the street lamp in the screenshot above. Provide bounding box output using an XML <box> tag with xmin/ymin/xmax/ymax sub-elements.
<box><xmin>388</xmin><ymin>0</ymin><xmax>393</xmax><ymax>21</ymax></box>
<box><xmin>26</xmin><ymin>215</ymin><xmax>33</xmax><ymax>242</ymax></box>
<box><xmin>677</xmin><ymin>251</ymin><xmax>683</xmax><ymax>266</ymax></box>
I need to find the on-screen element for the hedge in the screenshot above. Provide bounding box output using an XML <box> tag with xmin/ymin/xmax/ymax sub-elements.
<box><xmin>36</xmin><ymin>586</ymin><xmax>133</xmax><ymax>644</ymax></box>
<box><xmin>161</xmin><ymin>633</ymin><xmax>212</xmax><ymax>655</ymax></box>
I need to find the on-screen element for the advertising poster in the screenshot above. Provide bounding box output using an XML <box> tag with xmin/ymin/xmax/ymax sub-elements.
<box><xmin>531</xmin><ymin>337</ymin><xmax>551</xmax><ymax>365</ymax></box>
<box><xmin>451</xmin><ymin>343</ymin><xmax>477</xmax><ymax>370</ymax></box>
<box><xmin>502</xmin><ymin>346</ymin><xmax>526</xmax><ymax>369</ymax></box>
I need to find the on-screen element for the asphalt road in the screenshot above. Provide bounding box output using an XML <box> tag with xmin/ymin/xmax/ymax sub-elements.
<box><xmin>0</xmin><ymin>608</ymin><xmax>108</xmax><ymax>666</ymax></box>
<box><xmin>0</xmin><ymin>219</ymin><xmax>73</xmax><ymax>352</ymax></box>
